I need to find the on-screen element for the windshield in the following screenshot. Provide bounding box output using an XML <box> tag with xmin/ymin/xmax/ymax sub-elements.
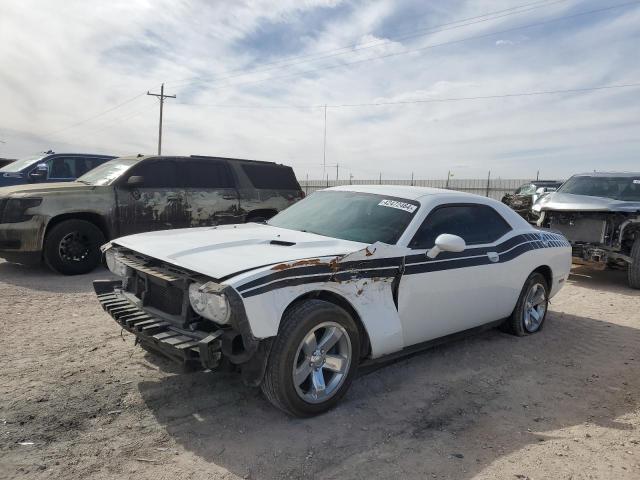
<box><xmin>516</xmin><ymin>184</ymin><xmax>537</xmax><ymax>195</ymax></box>
<box><xmin>558</xmin><ymin>176</ymin><xmax>640</xmax><ymax>202</ymax></box>
<box><xmin>267</xmin><ymin>190</ymin><xmax>419</xmax><ymax>244</ymax></box>
<box><xmin>0</xmin><ymin>155</ymin><xmax>45</xmax><ymax>173</ymax></box>
<box><xmin>76</xmin><ymin>157</ymin><xmax>139</xmax><ymax>185</ymax></box>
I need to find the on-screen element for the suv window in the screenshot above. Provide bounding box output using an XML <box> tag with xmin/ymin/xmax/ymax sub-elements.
<box><xmin>46</xmin><ymin>157</ymin><xmax>76</xmax><ymax>179</ymax></box>
<box><xmin>241</xmin><ymin>163</ymin><xmax>299</xmax><ymax>190</ymax></box>
<box><xmin>410</xmin><ymin>204</ymin><xmax>511</xmax><ymax>249</ymax></box>
<box><xmin>182</xmin><ymin>160</ymin><xmax>235</xmax><ymax>188</ymax></box>
<box><xmin>125</xmin><ymin>160</ymin><xmax>177</xmax><ymax>188</ymax></box>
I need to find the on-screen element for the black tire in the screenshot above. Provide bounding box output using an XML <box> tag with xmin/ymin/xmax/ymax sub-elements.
<box><xmin>628</xmin><ymin>238</ymin><xmax>640</xmax><ymax>289</ymax></box>
<box><xmin>43</xmin><ymin>219</ymin><xmax>105</xmax><ymax>275</ymax></box>
<box><xmin>502</xmin><ymin>272</ymin><xmax>549</xmax><ymax>336</ymax></box>
<box><xmin>261</xmin><ymin>299</ymin><xmax>361</xmax><ymax>417</ymax></box>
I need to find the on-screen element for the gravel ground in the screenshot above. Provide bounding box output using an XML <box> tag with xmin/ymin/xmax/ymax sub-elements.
<box><xmin>1</xmin><ymin>260</ymin><xmax>639</xmax><ymax>480</ymax></box>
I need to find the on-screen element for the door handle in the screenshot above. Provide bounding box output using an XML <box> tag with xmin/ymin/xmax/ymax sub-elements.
<box><xmin>487</xmin><ymin>251</ymin><xmax>499</xmax><ymax>263</ymax></box>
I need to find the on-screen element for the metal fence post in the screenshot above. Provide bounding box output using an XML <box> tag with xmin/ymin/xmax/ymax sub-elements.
<box><xmin>485</xmin><ymin>170</ymin><xmax>491</xmax><ymax>197</ymax></box>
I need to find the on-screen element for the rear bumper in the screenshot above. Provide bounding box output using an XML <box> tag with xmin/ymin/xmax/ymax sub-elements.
<box><xmin>93</xmin><ymin>279</ymin><xmax>223</xmax><ymax>370</ymax></box>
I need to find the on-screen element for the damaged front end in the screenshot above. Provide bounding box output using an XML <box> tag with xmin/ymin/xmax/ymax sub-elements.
<box><xmin>538</xmin><ymin>210</ymin><xmax>639</xmax><ymax>267</ymax></box>
<box><xmin>94</xmin><ymin>245</ymin><xmax>269</xmax><ymax>385</ymax></box>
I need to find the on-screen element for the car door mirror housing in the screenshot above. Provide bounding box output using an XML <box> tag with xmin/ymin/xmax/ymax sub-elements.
<box><xmin>29</xmin><ymin>164</ymin><xmax>49</xmax><ymax>182</ymax></box>
<box><xmin>126</xmin><ymin>175</ymin><xmax>144</xmax><ymax>187</ymax></box>
<box><xmin>427</xmin><ymin>234</ymin><xmax>466</xmax><ymax>259</ymax></box>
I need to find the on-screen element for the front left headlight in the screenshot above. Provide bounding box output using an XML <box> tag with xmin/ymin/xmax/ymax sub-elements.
<box><xmin>189</xmin><ymin>282</ymin><xmax>231</xmax><ymax>325</ymax></box>
<box><xmin>104</xmin><ymin>248</ymin><xmax>131</xmax><ymax>277</ymax></box>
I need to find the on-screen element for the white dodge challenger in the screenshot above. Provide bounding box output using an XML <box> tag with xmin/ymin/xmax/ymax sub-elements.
<box><xmin>94</xmin><ymin>185</ymin><xmax>571</xmax><ymax>416</ymax></box>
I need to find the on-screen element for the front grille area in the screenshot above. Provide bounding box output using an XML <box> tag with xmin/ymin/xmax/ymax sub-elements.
<box><xmin>145</xmin><ymin>281</ymin><xmax>184</xmax><ymax>315</ymax></box>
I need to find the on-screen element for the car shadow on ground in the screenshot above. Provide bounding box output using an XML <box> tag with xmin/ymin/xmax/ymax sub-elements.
<box><xmin>567</xmin><ymin>265</ymin><xmax>637</xmax><ymax>297</ymax></box>
<box><xmin>0</xmin><ymin>260</ymin><xmax>114</xmax><ymax>293</ymax></box>
<box><xmin>138</xmin><ymin>312</ymin><xmax>640</xmax><ymax>479</ymax></box>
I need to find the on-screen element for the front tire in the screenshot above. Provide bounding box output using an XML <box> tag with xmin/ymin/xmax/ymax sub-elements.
<box><xmin>503</xmin><ymin>272</ymin><xmax>549</xmax><ymax>336</ymax></box>
<box><xmin>261</xmin><ymin>300</ymin><xmax>360</xmax><ymax>417</ymax></box>
<box><xmin>628</xmin><ymin>238</ymin><xmax>640</xmax><ymax>289</ymax></box>
<box><xmin>43</xmin><ymin>219</ymin><xmax>105</xmax><ymax>275</ymax></box>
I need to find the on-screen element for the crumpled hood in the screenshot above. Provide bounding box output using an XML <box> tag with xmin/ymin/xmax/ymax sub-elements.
<box><xmin>112</xmin><ymin>223</ymin><xmax>367</xmax><ymax>279</ymax></box>
<box><xmin>0</xmin><ymin>181</ymin><xmax>94</xmax><ymax>197</ymax></box>
<box><xmin>536</xmin><ymin>192</ymin><xmax>640</xmax><ymax>213</ymax></box>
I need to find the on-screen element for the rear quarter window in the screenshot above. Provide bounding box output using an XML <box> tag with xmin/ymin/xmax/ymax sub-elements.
<box><xmin>241</xmin><ymin>163</ymin><xmax>300</xmax><ymax>190</ymax></box>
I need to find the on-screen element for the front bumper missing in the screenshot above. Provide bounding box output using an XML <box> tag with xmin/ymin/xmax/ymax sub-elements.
<box><xmin>93</xmin><ymin>279</ymin><xmax>222</xmax><ymax>370</ymax></box>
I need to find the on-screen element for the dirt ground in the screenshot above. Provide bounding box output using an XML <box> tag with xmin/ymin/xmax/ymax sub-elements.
<box><xmin>1</xmin><ymin>260</ymin><xmax>639</xmax><ymax>480</ymax></box>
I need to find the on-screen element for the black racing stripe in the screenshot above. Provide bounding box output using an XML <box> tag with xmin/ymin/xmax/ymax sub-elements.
<box><xmin>242</xmin><ymin>274</ymin><xmax>334</xmax><ymax>298</ymax></box>
<box><xmin>238</xmin><ymin>232</ymin><xmax>569</xmax><ymax>296</ymax></box>
<box><xmin>242</xmin><ymin>267</ymin><xmax>401</xmax><ymax>298</ymax></box>
<box><xmin>237</xmin><ymin>256</ymin><xmax>403</xmax><ymax>292</ymax></box>
<box><xmin>404</xmin><ymin>254</ymin><xmax>490</xmax><ymax>275</ymax></box>
<box><xmin>332</xmin><ymin>267</ymin><xmax>400</xmax><ymax>282</ymax></box>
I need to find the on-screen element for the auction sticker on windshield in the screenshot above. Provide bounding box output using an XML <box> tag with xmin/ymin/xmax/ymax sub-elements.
<box><xmin>378</xmin><ymin>199</ymin><xmax>418</xmax><ymax>213</ymax></box>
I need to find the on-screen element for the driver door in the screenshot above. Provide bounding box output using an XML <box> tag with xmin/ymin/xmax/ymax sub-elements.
<box><xmin>398</xmin><ymin>203</ymin><xmax>515</xmax><ymax>346</ymax></box>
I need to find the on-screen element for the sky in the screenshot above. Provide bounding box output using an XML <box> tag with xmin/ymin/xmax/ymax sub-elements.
<box><xmin>0</xmin><ymin>0</ymin><xmax>638</xmax><ymax>180</ymax></box>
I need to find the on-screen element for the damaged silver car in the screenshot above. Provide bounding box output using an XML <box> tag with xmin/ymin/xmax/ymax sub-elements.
<box><xmin>534</xmin><ymin>172</ymin><xmax>640</xmax><ymax>288</ymax></box>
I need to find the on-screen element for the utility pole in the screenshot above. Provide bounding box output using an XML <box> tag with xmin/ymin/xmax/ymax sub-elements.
<box><xmin>147</xmin><ymin>83</ymin><xmax>176</xmax><ymax>155</ymax></box>
<box><xmin>335</xmin><ymin>163</ymin><xmax>339</xmax><ymax>181</ymax></box>
<box><xmin>486</xmin><ymin>170</ymin><xmax>491</xmax><ymax>197</ymax></box>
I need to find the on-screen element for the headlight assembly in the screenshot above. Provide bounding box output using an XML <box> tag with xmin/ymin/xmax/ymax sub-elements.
<box><xmin>104</xmin><ymin>248</ymin><xmax>132</xmax><ymax>277</ymax></box>
<box><xmin>189</xmin><ymin>282</ymin><xmax>231</xmax><ymax>325</ymax></box>
<box><xmin>0</xmin><ymin>197</ymin><xmax>42</xmax><ymax>223</ymax></box>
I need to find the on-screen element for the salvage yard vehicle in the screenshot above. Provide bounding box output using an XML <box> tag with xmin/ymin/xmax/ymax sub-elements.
<box><xmin>94</xmin><ymin>185</ymin><xmax>571</xmax><ymax>416</ymax></box>
<box><xmin>534</xmin><ymin>172</ymin><xmax>640</xmax><ymax>288</ymax></box>
<box><xmin>0</xmin><ymin>155</ymin><xmax>303</xmax><ymax>274</ymax></box>
<box><xmin>501</xmin><ymin>180</ymin><xmax>562</xmax><ymax>222</ymax></box>
<box><xmin>0</xmin><ymin>151</ymin><xmax>115</xmax><ymax>187</ymax></box>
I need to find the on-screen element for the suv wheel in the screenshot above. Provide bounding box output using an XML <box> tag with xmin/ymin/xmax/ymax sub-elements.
<box><xmin>261</xmin><ymin>300</ymin><xmax>360</xmax><ymax>417</ymax></box>
<box><xmin>44</xmin><ymin>219</ymin><xmax>105</xmax><ymax>275</ymax></box>
<box><xmin>502</xmin><ymin>272</ymin><xmax>549</xmax><ymax>336</ymax></box>
<box><xmin>628</xmin><ymin>238</ymin><xmax>640</xmax><ymax>289</ymax></box>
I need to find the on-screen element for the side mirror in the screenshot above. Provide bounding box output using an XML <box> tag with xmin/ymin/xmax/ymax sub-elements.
<box><xmin>126</xmin><ymin>175</ymin><xmax>144</xmax><ymax>188</ymax></box>
<box><xmin>427</xmin><ymin>234</ymin><xmax>466</xmax><ymax>259</ymax></box>
<box><xmin>29</xmin><ymin>164</ymin><xmax>48</xmax><ymax>182</ymax></box>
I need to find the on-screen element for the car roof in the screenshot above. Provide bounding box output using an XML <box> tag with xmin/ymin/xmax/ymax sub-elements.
<box><xmin>572</xmin><ymin>172</ymin><xmax>640</xmax><ymax>177</ymax></box>
<box><xmin>46</xmin><ymin>153</ymin><xmax>115</xmax><ymax>157</ymax></box>
<box><xmin>326</xmin><ymin>184</ymin><xmax>479</xmax><ymax>200</ymax></box>
<box><xmin>114</xmin><ymin>154</ymin><xmax>289</xmax><ymax>167</ymax></box>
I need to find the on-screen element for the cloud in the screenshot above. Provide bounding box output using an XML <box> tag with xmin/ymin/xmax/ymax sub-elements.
<box><xmin>0</xmin><ymin>0</ymin><xmax>639</xmax><ymax>180</ymax></box>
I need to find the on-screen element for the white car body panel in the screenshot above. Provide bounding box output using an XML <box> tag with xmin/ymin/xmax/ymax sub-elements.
<box><xmin>110</xmin><ymin>186</ymin><xmax>572</xmax><ymax>359</ymax></box>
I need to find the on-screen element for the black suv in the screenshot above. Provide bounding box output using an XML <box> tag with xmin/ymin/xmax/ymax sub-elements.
<box><xmin>0</xmin><ymin>155</ymin><xmax>304</xmax><ymax>274</ymax></box>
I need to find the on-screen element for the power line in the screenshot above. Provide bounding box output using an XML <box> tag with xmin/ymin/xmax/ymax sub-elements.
<box><xmin>43</xmin><ymin>92</ymin><xmax>146</xmax><ymax>138</ymax></box>
<box><xmin>170</xmin><ymin>0</ymin><xmax>568</xmax><ymax>89</ymax></box>
<box><xmin>174</xmin><ymin>82</ymin><xmax>640</xmax><ymax>110</ymax></box>
<box><xmin>170</xmin><ymin>1</ymin><xmax>640</xmax><ymax>94</ymax></box>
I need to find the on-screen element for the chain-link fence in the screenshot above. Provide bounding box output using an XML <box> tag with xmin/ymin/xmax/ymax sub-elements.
<box><xmin>299</xmin><ymin>178</ymin><xmax>544</xmax><ymax>200</ymax></box>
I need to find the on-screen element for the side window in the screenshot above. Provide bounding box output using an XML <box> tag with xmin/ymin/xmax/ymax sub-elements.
<box><xmin>241</xmin><ymin>164</ymin><xmax>300</xmax><ymax>190</ymax></box>
<box><xmin>410</xmin><ymin>204</ymin><xmax>512</xmax><ymax>249</ymax></box>
<box><xmin>125</xmin><ymin>160</ymin><xmax>177</xmax><ymax>188</ymax></box>
<box><xmin>181</xmin><ymin>161</ymin><xmax>235</xmax><ymax>188</ymax></box>
<box><xmin>47</xmin><ymin>157</ymin><xmax>76</xmax><ymax>179</ymax></box>
<box><xmin>75</xmin><ymin>157</ymin><xmax>102</xmax><ymax>177</ymax></box>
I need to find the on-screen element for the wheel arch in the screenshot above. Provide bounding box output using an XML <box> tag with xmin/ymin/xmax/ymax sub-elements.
<box><xmin>282</xmin><ymin>290</ymin><xmax>372</xmax><ymax>359</ymax></box>
<box><xmin>44</xmin><ymin>212</ymin><xmax>111</xmax><ymax>246</ymax></box>
<box><xmin>532</xmin><ymin>264</ymin><xmax>553</xmax><ymax>289</ymax></box>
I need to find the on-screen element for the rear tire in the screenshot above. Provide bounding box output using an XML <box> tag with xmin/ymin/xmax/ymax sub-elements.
<box><xmin>628</xmin><ymin>238</ymin><xmax>640</xmax><ymax>289</ymax></box>
<box><xmin>261</xmin><ymin>300</ymin><xmax>360</xmax><ymax>417</ymax></box>
<box><xmin>502</xmin><ymin>272</ymin><xmax>549</xmax><ymax>336</ymax></box>
<box><xmin>43</xmin><ymin>219</ymin><xmax>105</xmax><ymax>275</ymax></box>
